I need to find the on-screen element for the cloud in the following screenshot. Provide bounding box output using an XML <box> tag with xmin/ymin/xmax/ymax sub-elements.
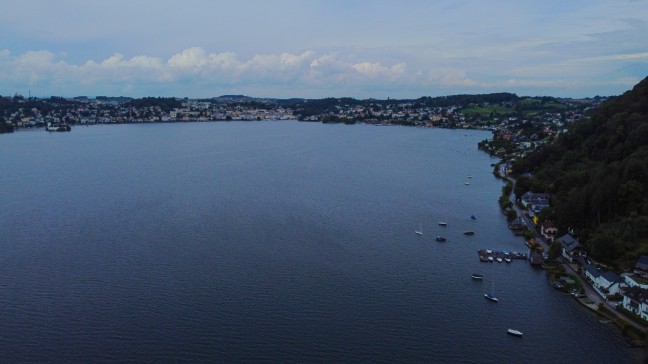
<box><xmin>0</xmin><ymin>44</ymin><xmax>643</xmax><ymax>98</ymax></box>
<box><xmin>168</xmin><ymin>47</ymin><xmax>208</xmax><ymax>69</ymax></box>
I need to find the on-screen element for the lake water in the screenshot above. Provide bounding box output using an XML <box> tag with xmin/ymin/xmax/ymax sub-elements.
<box><xmin>0</xmin><ymin>121</ymin><xmax>642</xmax><ymax>362</ymax></box>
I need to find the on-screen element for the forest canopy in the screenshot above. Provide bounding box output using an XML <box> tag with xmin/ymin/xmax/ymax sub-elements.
<box><xmin>512</xmin><ymin>76</ymin><xmax>648</xmax><ymax>270</ymax></box>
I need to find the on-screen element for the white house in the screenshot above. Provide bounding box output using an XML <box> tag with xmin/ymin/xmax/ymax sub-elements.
<box><xmin>585</xmin><ymin>264</ymin><xmax>624</xmax><ymax>297</ymax></box>
<box><xmin>622</xmin><ymin>286</ymin><xmax>648</xmax><ymax>321</ymax></box>
<box><xmin>624</xmin><ymin>274</ymin><xmax>648</xmax><ymax>289</ymax></box>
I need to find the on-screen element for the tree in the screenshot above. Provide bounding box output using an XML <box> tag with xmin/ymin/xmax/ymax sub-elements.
<box><xmin>549</xmin><ymin>241</ymin><xmax>563</xmax><ymax>260</ymax></box>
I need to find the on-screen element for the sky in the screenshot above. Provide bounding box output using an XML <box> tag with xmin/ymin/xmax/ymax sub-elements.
<box><xmin>1</xmin><ymin>0</ymin><xmax>647</xmax><ymax>99</ymax></box>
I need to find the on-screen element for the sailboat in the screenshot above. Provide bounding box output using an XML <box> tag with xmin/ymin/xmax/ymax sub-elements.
<box><xmin>484</xmin><ymin>280</ymin><xmax>498</xmax><ymax>302</ymax></box>
<box><xmin>415</xmin><ymin>223</ymin><xmax>423</xmax><ymax>235</ymax></box>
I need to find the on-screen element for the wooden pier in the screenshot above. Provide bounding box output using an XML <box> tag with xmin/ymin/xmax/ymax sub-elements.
<box><xmin>478</xmin><ymin>249</ymin><xmax>527</xmax><ymax>262</ymax></box>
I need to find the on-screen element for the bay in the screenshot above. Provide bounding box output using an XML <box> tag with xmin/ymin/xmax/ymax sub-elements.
<box><xmin>0</xmin><ymin>121</ymin><xmax>642</xmax><ymax>362</ymax></box>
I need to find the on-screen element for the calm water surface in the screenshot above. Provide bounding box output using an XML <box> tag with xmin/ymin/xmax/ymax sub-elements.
<box><xmin>0</xmin><ymin>121</ymin><xmax>642</xmax><ymax>362</ymax></box>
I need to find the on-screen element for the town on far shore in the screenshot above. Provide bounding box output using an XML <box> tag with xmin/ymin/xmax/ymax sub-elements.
<box><xmin>1</xmin><ymin>93</ymin><xmax>605</xmax><ymax>145</ymax></box>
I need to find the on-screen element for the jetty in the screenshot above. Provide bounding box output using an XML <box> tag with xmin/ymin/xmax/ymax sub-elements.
<box><xmin>478</xmin><ymin>249</ymin><xmax>527</xmax><ymax>262</ymax></box>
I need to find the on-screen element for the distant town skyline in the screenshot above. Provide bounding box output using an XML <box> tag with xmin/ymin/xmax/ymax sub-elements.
<box><xmin>1</xmin><ymin>0</ymin><xmax>647</xmax><ymax>99</ymax></box>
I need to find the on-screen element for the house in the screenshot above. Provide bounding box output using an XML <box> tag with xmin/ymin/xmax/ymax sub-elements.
<box><xmin>541</xmin><ymin>220</ymin><xmax>558</xmax><ymax>241</ymax></box>
<box><xmin>624</xmin><ymin>274</ymin><xmax>648</xmax><ymax>289</ymax></box>
<box><xmin>556</xmin><ymin>234</ymin><xmax>585</xmax><ymax>262</ymax></box>
<box><xmin>622</xmin><ymin>286</ymin><xmax>648</xmax><ymax>321</ymax></box>
<box><xmin>634</xmin><ymin>256</ymin><xmax>648</xmax><ymax>275</ymax></box>
<box><xmin>520</xmin><ymin>192</ymin><xmax>551</xmax><ymax>214</ymax></box>
<box><xmin>585</xmin><ymin>264</ymin><xmax>624</xmax><ymax>297</ymax></box>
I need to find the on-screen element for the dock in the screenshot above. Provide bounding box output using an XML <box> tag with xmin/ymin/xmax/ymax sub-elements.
<box><xmin>478</xmin><ymin>249</ymin><xmax>527</xmax><ymax>262</ymax></box>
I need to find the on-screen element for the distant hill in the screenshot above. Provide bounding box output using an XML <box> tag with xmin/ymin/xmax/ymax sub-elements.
<box><xmin>512</xmin><ymin>76</ymin><xmax>648</xmax><ymax>269</ymax></box>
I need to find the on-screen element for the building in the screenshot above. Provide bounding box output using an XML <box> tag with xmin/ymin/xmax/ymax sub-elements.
<box><xmin>622</xmin><ymin>286</ymin><xmax>648</xmax><ymax>321</ymax></box>
<box><xmin>585</xmin><ymin>264</ymin><xmax>624</xmax><ymax>297</ymax></box>
<box><xmin>521</xmin><ymin>192</ymin><xmax>551</xmax><ymax>214</ymax></box>
<box><xmin>556</xmin><ymin>234</ymin><xmax>585</xmax><ymax>262</ymax></box>
<box><xmin>540</xmin><ymin>220</ymin><xmax>558</xmax><ymax>241</ymax></box>
<box><xmin>634</xmin><ymin>256</ymin><xmax>648</xmax><ymax>275</ymax></box>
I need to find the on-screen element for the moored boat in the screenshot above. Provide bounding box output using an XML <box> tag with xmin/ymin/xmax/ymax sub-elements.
<box><xmin>507</xmin><ymin>329</ymin><xmax>523</xmax><ymax>337</ymax></box>
<box><xmin>485</xmin><ymin>280</ymin><xmax>498</xmax><ymax>302</ymax></box>
<box><xmin>463</xmin><ymin>231</ymin><xmax>475</xmax><ymax>235</ymax></box>
<box><xmin>435</xmin><ymin>236</ymin><xmax>447</xmax><ymax>242</ymax></box>
<box><xmin>484</xmin><ymin>293</ymin><xmax>498</xmax><ymax>302</ymax></box>
<box><xmin>415</xmin><ymin>222</ymin><xmax>423</xmax><ymax>235</ymax></box>
<box><xmin>471</xmin><ymin>274</ymin><xmax>484</xmax><ymax>280</ymax></box>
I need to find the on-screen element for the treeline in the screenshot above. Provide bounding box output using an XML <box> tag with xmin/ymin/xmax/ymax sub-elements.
<box><xmin>287</xmin><ymin>93</ymin><xmax>519</xmax><ymax>118</ymax></box>
<box><xmin>512</xmin><ymin>76</ymin><xmax>648</xmax><ymax>269</ymax></box>
<box><xmin>125</xmin><ymin>97</ymin><xmax>182</xmax><ymax>112</ymax></box>
<box><xmin>0</xmin><ymin>95</ymin><xmax>81</xmax><ymax>125</ymax></box>
<box><xmin>415</xmin><ymin>92</ymin><xmax>518</xmax><ymax>108</ymax></box>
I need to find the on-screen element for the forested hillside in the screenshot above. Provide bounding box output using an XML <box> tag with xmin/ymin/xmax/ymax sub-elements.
<box><xmin>512</xmin><ymin>77</ymin><xmax>648</xmax><ymax>269</ymax></box>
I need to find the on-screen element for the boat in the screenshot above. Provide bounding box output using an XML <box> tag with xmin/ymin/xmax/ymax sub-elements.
<box><xmin>471</xmin><ymin>274</ymin><xmax>484</xmax><ymax>280</ymax></box>
<box><xmin>435</xmin><ymin>236</ymin><xmax>447</xmax><ymax>242</ymax></box>
<box><xmin>484</xmin><ymin>293</ymin><xmax>498</xmax><ymax>302</ymax></box>
<box><xmin>484</xmin><ymin>281</ymin><xmax>498</xmax><ymax>302</ymax></box>
<box><xmin>505</xmin><ymin>257</ymin><xmax>512</xmax><ymax>263</ymax></box>
<box><xmin>471</xmin><ymin>215</ymin><xmax>477</xmax><ymax>220</ymax></box>
<box><xmin>507</xmin><ymin>329</ymin><xmax>523</xmax><ymax>337</ymax></box>
<box><xmin>438</xmin><ymin>221</ymin><xmax>448</xmax><ymax>227</ymax></box>
<box><xmin>467</xmin><ymin>175</ymin><xmax>473</xmax><ymax>179</ymax></box>
<box><xmin>463</xmin><ymin>231</ymin><xmax>475</xmax><ymax>236</ymax></box>
<box><xmin>488</xmin><ymin>256</ymin><xmax>494</xmax><ymax>262</ymax></box>
<box><xmin>415</xmin><ymin>223</ymin><xmax>423</xmax><ymax>235</ymax></box>
<box><xmin>464</xmin><ymin>181</ymin><xmax>470</xmax><ymax>185</ymax></box>
<box><xmin>496</xmin><ymin>257</ymin><xmax>503</xmax><ymax>263</ymax></box>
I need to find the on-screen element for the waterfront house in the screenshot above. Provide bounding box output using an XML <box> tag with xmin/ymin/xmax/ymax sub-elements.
<box><xmin>521</xmin><ymin>192</ymin><xmax>551</xmax><ymax>214</ymax></box>
<box><xmin>622</xmin><ymin>286</ymin><xmax>648</xmax><ymax>321</ymax></box>
<box><xmin>540</xmin><ymin>220</ymin><xmax>558</xmax><ymax>241</ymax></box>
<box><xmin>624</xmin><ymin>274</ymin><xmax>648</xmax><ymax>289</ymax></box>
<box><xmin>585</xmin><ymin>264</ymin><xmax>624</xmax><ymax>297</ymax></box>
<box><xmin>556</xmin><ymin>234</ymin><xmax>585</xmax><ymax>263</ymax></box>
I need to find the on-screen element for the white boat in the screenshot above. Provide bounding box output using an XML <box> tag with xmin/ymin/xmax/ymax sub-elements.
<box><xmin>438</xmin><ymin>221</ymin><xmax>448</xmax><ymax>227</ymax></box>
<box><xmin>496</xmin><ymin>257</ymin><xmax>503</xmax><ymax>263</ymax></box>
<box><xmin>488</xmin><ymin>256</ymin><xmax>494</xmax><ymax>262</ymax></box>
<box><xmin>484</xmin><ymin>280</ymin><xmax>498</xmax><ymax>302</ymax></box>
<box><xmin>507</xmin><ymin>329</ymin><xmax>523</xmax><ymax>337</ymax></box>
<box><xmin>464</xmin><ymin>181</ymin><xmax>470</xmax><ymax>185</ymax></box>
<box><xmin>415</xmin><ymin>223</ymin><xmax>423</xmax><ymax>235</ymax></box>
<box><xmin>505</xmin><ymin>257</ymin><xmax>512</xmax><ymax>263</ymax></box>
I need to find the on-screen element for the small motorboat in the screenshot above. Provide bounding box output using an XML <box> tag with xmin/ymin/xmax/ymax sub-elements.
<box><xmin>496</xmin><ymin>257</ymin><xmax>503</xmax><ymax>263</ymax></box>
<box><xmin>463</xmin><ymin>231</ymin><xmax>475</xmax><ymax>235</ymax></box>
<box><xmin>471</xmin><ymin>274</ymin><xmax>484</xmax><ymax>280</ymax></box>
<box><xmin>505</xmin><ymin>257</ymin><xmax>512</xmax><ymax>263</ymax></box>
<box><xmin>507</xmin><ymin>329</ymin><xmax>523</xmax><ymax>337</ymax></box>
<box><xmin>435</xmin><ymin>236</ymin><xmax>447</xmax><ymax>242</ymax></box>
